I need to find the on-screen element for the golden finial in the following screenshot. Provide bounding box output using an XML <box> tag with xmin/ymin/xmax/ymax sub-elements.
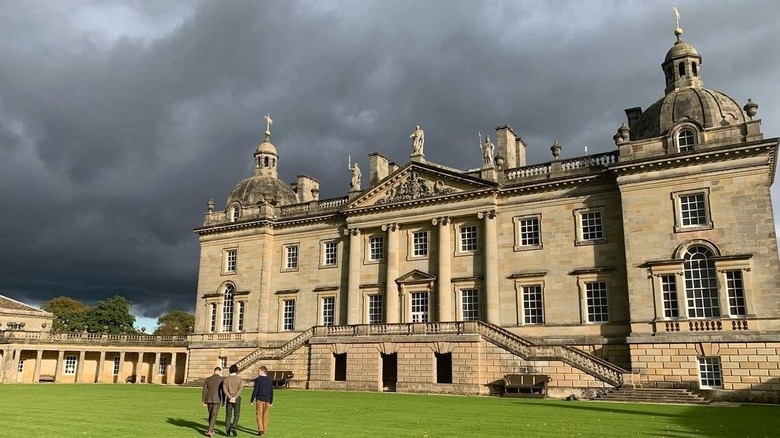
<box><xmin>673</xmin><ymin>5</ymin><xmax>683</xmax><ymax>40</ymax></box>
<box><xmin>264</xmin><ymin>113</ymin><xmax>273</xmax><ymax>140</ymax></box>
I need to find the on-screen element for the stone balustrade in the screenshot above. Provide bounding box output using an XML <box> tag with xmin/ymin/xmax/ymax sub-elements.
<box><xmin>0</xmin><ymin>330</ymin><xmax>188</xmax><ymax>345</ymax></box>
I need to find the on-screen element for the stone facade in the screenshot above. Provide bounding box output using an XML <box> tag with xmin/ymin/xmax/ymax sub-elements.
<box><xmin>188</xmin><ymin>27</ymin><xmax>780</xmax><ymax>401</ymax></box>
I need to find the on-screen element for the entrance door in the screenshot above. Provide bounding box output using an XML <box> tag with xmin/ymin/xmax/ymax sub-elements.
<box><xmin>381</xmin><ymin>353</ymin><xmax>397</xmax><ymax>392</ymax></box>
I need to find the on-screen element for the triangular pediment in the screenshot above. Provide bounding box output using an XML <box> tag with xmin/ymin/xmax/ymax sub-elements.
<box><xmin>396</xmin><ymin>269</ymin><xmax>437</xmax><ymax>285</ymax></box>
<box><xmin>348</xmin><ymin>162</ymin><xmax>493</xmax><ymax>209</ymax></box>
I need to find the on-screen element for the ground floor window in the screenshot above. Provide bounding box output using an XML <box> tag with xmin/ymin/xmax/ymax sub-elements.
<box><xmin>64</xmin><ymin>355</ymin><xmax>77</xmax><ymax>375</ymax></box>
<box><xmin>219</xmin><ymin>356</ymin><xmax>227</xmax><ymax>369</ymax></box>
<box><xmin>113</xmin><ymin>355</ymin><xmax>121</xmax><ymax>375</ymax></box>
<box><xmin>334</xmin><ymin>353</ymin><xmax>347</xmax><ymax>382</ymax></box>
<box><xmin>435</xmin><ymin>353</ymin><xmax>453</xmax><ymax>384</ymax></box>
<box><xmin>158</xmin><ymin>356</ymin><xmax>168</xmax><ymax>375</ymax></box>
<box><xmin>17</xmin><ymin>359</ymin><xmax>24</xmax><ymax>373</ymax></box>
<box><xmin>698</xmin><ymin>357</ymin><xmax>722</xmax><ymax>389</ymax></box>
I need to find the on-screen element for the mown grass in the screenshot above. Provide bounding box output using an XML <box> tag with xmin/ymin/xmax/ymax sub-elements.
<box><xmin>0</xmin><ymin>385</ymin><xmax>776</xmax><ymax>437</ymax></box>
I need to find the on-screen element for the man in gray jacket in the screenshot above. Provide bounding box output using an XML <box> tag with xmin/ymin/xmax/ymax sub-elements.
<box><xmin>201</xmin><ymin>367</ymin><xmax>224</xmax><ymax>437</ymax></box>
<box><xmin>223</xmin><ymin>364</ymin><xmax>244</xmax><ymax>437</ymax></box>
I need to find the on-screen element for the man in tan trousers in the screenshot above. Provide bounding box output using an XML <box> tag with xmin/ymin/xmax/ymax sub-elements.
<box><xmin>250</xmin><ymin>366</ymin><xmax>273</xmax><ymax>436</ymax></box>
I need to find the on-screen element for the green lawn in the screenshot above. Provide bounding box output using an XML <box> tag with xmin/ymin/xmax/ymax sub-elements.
<box><xmin>0</xmin><ymin>385</ymin><xmax>776</xmax><ymax>437</ymax></box>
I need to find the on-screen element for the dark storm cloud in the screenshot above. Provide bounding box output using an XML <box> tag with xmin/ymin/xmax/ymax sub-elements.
<box><xmin>1</xmin><ymin>0</ymin><xmax>779</xmax><ymax>319</ymax></box>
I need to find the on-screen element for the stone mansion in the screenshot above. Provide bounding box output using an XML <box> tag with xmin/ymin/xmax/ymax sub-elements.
<box><xmin>3</xmin><ymin>24</ymin><xmax>779</xmax><ymax>400</ymax></box>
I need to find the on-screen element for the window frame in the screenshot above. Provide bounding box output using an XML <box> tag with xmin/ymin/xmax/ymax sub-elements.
<box><xmin>408</xmin><ymin>229</ymin><xmax>430</xmax><ymax>259</ymax></box>
<box><xmin>366</xmin><ymin>234</ymin><xmax>385</xmax><ymax>263</ymax></box>
<box><xmin>320</xmin><ymin>239</ymin><xmax>339</xmax><ymax>268</ymax></box>
<box><xmin>457</xmin><ymin>223</ymin><xmax>479</xmax><ymax>255</ymax></box>
<box><xmin>677</xmin><ymin>129</ymin><xmax>696</xmax><ymax>152</ymax></box>
<box><xmin>683</xmin><ymin>246</ymin><xmax>720</xmax><ymax>319</ymax></box>
<box><xmin>282</xmin><ymin>243</ymin><xmax>300</xmax><ymax>272</ymax></box>
<box><xmin>698</xmin><ymin>357</ymin><xmax>723</xmax><ymax>389</ymax></box>
<box><xmin>459</xmin><ymin>288</ymin><xmax>480</xmax><ymax>322</ymax></box>
<box><xmin>574</xmin><ymin>207</ymin><xmax>606</xmax><ymax>246</ymax></box>
<box><xmin>158</xmin><ymin>356</ymin><xmax>167</xmax><ymax>376</ymax></box>
<box><xmin>367</xmin><ymin>294</ymin><xmax>383</xmax><ymax>325</ymax></box>
<box><xmin>222</xmin><ymin>248</ymin><xmax>238</xmax><ymax>274</ymax></box>
<box><xmin>513</xmin><ymin>214</ymin><xmax>543</xmax><ymax>251</ymax></box>
<box><xmin>410</xmin><ymin>291</ymin><xmax>429</xmax><ymax>323</ymax></box>
<box><xmin>725</xmin><ymin>270</ymin><xmax>747</xmax><ymax>317</ymax></box>
<box><xmin>236</xmin><ymin>301</ymin><xmax>246</xmax><ymax>332</ymax></box>
<box><xmin>281</xmin><ymin>298</ymin><xmax>296</xmax><ymax>332</ymax></box>
<box><xmin>672</xmin><ymin>188</ymin><xmax>713</xmax><ymax>232</ymax></box>
<box><xmin>112</xmin><ymin>355</ymin><xmax>121</xmax><ymax>376</ymax></box>
<box><xmin>320</xmin><ymin>294</ymin><xmax>337</xmax><ymax>326</ymax></box>
<box><xmin>64</xmin><ymin>355</ymin><xmax>77</xmax><ymax>375</ymax></box>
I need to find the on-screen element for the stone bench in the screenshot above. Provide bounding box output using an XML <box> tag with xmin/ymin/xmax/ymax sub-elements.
<box><xmin>502</xmin><ymin>374</ymin><xmax>550</xmax><ymax>397</ymax></box>
<box><xmin>38</xmin><ymin>375</ymin><xmax>55</xmax><ymax>383</ymax></box>
<box><xmin>268</xmin><ymin>370</ymin><xmax>294</xmax><ymax>388</ymax></box>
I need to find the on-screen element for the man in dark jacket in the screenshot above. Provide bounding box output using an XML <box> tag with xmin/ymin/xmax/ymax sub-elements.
<box><xmin>202</xmin><ymin>367</ymin><xmax>224</xmax><ymax>437</ymax></box>
<box><xmin>250</xmin><ymin>366</ymin><xmax>274</xmax><ymax>436</ymax></box>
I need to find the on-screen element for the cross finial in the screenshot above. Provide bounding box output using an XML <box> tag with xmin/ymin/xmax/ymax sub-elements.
<box><xmin>264</xmin><ymin>113</ymin><xmax>273</xmax><ymax>139</ymax></box>
<box><xmin>673</xmin><ymin>5</ymin><xmax>683</xmax><ymax>39</ymax></box>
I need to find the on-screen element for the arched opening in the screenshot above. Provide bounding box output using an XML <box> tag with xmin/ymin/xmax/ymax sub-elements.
<box><xmin>692</xmin><ymin>62</ymin><xmax>698</xmax><ymax>77</ymax></box>
<box><xmin>230</xmin><ymin>206</ymin><xmax>239</xmax><ymax>222</ymax></box>
<box><xmin>683</xmin><ymin>246</ymin><xmax>720</xmax><ymax>318</ymax></box>
<box><xmin>222</xmin><ymin>284</ymin><xmax>235</xmax><ymax>332</ymax></box>
<box><xmin>677</xmin><ymin>129</ymin><xmax>695</xmax><ymax>152</ymax></box>
<box><xmin>264</xmin><ymin>156</ymin><xmax>269</xmax><ymax>167</ymax></box>
<box><xmin>678</xmin><ymin>62</ymin><xmax>685</xmax><ymax>78</ymax></box>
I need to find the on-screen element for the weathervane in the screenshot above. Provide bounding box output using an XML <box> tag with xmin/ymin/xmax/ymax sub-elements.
<box><xmin>264</xmin><ymin>113</ymin><xmax>273</xmax><ymax>139</ymax></box>
<box><xmin>673</xmin><ymin>5</ymin><xmax>683</xmax><ymax>39</ymax></box>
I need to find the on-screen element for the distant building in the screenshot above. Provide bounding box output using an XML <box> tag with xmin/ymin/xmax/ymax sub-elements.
<box><xmin>0</xmin><ymin>294</ymin><xmax>53</xmax><ymax>332</ymax></box>
<box><xmin>188</xmin><ymin>25</ymin><xmax>780</xmax><ymax>400</ymax></box>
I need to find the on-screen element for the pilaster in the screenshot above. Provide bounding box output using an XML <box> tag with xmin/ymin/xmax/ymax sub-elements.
<box><xmin>479</xmin><ymin>210</ymin><xmax>500</xmax><ymax>325</ymax></box>
<box><xmin>383</xmin><ymin>223</ymin><xmax>400</xmax><ymax>323</ymax></box>
<box><xmin>346</xmin><ymin>227</ymin><xmax>362</xmax><ymax>325</ymax></box>
<box><xmin>433</xmin><ymin>217</ymin><xmax>453</xmax><ymax>321</ymax></box>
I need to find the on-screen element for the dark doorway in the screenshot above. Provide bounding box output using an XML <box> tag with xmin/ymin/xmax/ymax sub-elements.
<box><xmin>334</xmin><ymin>353</ymin><xmax>347</xmax><ymax>381</ymax></box>
<box><xmin>381</xmin><ymin>353</ymin><xmax>397</xmax><ymax>392</ymax></box>
<box><xmin>435</xmin><ymin>352</ymin><xmax>453</xmax><ymax>384</ymax></box>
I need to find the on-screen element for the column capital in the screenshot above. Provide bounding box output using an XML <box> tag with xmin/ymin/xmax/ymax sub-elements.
<box><xmin>432</xmin><ymin>216</ymin><xmax>451</xmax><ymax>226</ymax></box>
<box><xmin>344</xmin><ymin>227</ymin><xmax>361</xmax><ymax>236</ymax></box>
<box><xmin>477</xmin><ymin>210</ymin><xmax>497</xmax><ymax>220</ymax></box>
<box><xmin>381</xmin><ymin>222</ymin><xmax>399</xmax><ymax>232</ymax></box>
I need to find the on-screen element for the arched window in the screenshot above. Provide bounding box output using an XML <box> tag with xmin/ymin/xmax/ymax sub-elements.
<box><xmin>678</xmin><ymin>62</ymin><xmax>685</xmax><ymax>78</ymax></box>
<box><xmin>264</xmin><ymin>156</ymin><xmax>269</xmax><ymax>167</ymax></box>
<box><xmin>683</xmin><ymin>246</ymin><xmax>720</xmax><ymax>318</ymax></box>
<box><xmin>222</xmin><ymin>284</ymin><xmax>235</xmax><ymax>332</ymax></box>
<box><xmin>230</xmin><ymin>206</ymin><xmax>239</xmax><ymax>222</ymax></box>
<box><xmin>692</xmin><ymin>62</ymin><xmax>698</xmax><ymax>77</ymax></box>
<box><xmin>677</xmin><ymin>129</ymin><xmax>695</xmax><ymax>152</ymax></box>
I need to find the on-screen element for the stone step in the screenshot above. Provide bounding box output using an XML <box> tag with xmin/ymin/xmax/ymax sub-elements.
<box><xmin>592</xmin><ymin>388</ymin><xmax>709</xmax><ymax>405</ymax></box>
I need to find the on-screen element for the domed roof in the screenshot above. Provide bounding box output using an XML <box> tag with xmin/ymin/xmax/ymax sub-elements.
<box><xmin>664</xmin><ymin>39</ymin><xmax>699</xmax><ymax>63</ymax></box>
<box><xmin>227</xmin><ymin>174</ymin><xmax>298</xmax><ymax>207</ymax></box>
<box><xmin>257</xmin><ymin>138</ymin><xmax>278</xmax><ymax>156</ymax></box>
<box><xmin>634</xmin><ymin>87</ymin><xmax>746</xmax><ymax>140</ymax></box>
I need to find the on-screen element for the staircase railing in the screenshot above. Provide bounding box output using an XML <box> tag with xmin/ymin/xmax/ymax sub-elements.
<box><xmin>233</xmin><ymin>327</ymin><xmax>315</xmax><ymax>372</ymax></box>
<box><xmin>476</xmin><ymin>321</ymin><xmax>625</xmax><ymax>387</ymax></box>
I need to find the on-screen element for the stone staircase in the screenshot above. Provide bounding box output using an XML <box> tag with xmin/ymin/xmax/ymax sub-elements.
<box><xmin>592</xmin><ymin>388</ymin><xmax>710</xmax><ymax>405</ymax></box>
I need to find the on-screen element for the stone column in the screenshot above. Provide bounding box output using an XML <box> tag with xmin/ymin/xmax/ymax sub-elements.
<box><xmin>96</xmin><ymin>351</ymin><xmax>106</xmax><ymax>383</ymax></box>
<box><xmin>169</xmin><ymin>352</ymin><xmax>178</xmax><ymax>385</ymax></box>
<box><xmin>0</xmin><ymin>349</ymin><xmax>6</xmax><ymax>383</ymax></box>
<box><xmin>434</xmin><ymin>217</ymin><xmax>452</xmax><ymax>322</ymax></box>
<box><xmin>345</xmin><ymin>227</ymin><xmax>362</xmax><ymax>325</ymax></box>
<box><xmin>383</xmin><ymin>223</ymin><xmax>400</xmax><ymax>323</ymax></box>
<box><xmin>54</xmin><ymin>350</ymin><xmax>64</xmax><ymax>383</ymax></box>
<box><xmin>33</xmin><ymin>349</ymin><xmax>43</xmax><ymax>383</ymax></box>
<box><xmin>136</xmin><ymin>352</ymin><xmax>145</xmax><ymax>383</ymax></box>
<box><xmin>5</xmin><ymin>349</ymin><xmax>18</xmax><ymax>383</ymax></box>
<box><xmin>258</xmin><ymin>233</ymin><xmax>274</xmax><ymax>333</ymax></box>
<box><xmin>76</xmin><ymin>350</ymin><xmax>86</xmax><ymax>383</ymax></box>
<box><xmin>118</xmin><ymin>351</ymin><xmax>126</xmax><ymax>384</ymax></box>
<box><xmin>479</xmin><ymin>210</ymin><xmax>500</xmax><ymax>325</ymax></box>
<box><xmin>151</xmin><ymin>352</ymin><xmax>161</xmax><ymax>384</ymax></box>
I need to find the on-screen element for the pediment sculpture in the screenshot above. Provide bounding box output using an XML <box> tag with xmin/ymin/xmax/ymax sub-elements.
<box><xmin>375</xmin><ymin>171</ymin><xmax>455</xmax><ymax>205</ymax></box>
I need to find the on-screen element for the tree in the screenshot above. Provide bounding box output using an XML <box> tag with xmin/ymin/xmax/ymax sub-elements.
<box><xmin>83</xmin><ymin>295</ymin><xmax>136</xmax><ymax>333</ymax></box>
<box><xmin>41</xmin><ymin>296</ymin><xmax>89</xmax><ymax>332</ymax></box>
<box><xmin>154</xmin><ymin>310</ymin><xmax>195</xmax><ymax>335</ymax></box>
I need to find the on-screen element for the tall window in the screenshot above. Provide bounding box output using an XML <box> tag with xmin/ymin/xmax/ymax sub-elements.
<box><xmin>283</xmin><ymin>299</ymin><xmax>296</xmax><ymax>331</ymax></box>
<box><xmin>522</xmin><ymin>285</ymin><xmax>545</xmax><ymax>324</ymax></box>
<box><xmin>678</xmin><ymin>129</ymin><xmax>695</xmax><ymax>152</ymax></box>
<box><xmin>323</xmin><ymin>241</ymin><xmax>338</xmax><ymax>266</ymax></box>
<box><xmin>585</xmin><ymin>282</ymin><xmax>609</xmax><ymax>323</ymax></box>
<box><xmin>158</xmin><ymin>357</ymin><xmax>167</xmax><ymax>375</ymax></box>
<box><xmin>285</xmin><ymin>245</ymin><xmax>299</xmax><ymax>270</ymax></box>
<box><xmin>460</xmin><ymin>225</ymin><xmax>478</xmax><ymax>252</ymax></box>
<box><xmin>112</xmin><ymin>355</ymin><xmax>121</xmax><ymax>376</ymax></box>
<box><xmin>518</xmin><ymin>216</ymin><xmax>541</xmax><ymax>247</ymax></box>
<box><xmin>225</xmin><ymin>249</ymin><xmax>237</xmax><ymax>273</ymax></box>
<box><xmin>17</xmin><ymin>359</ymin><xmax>24</xmax><ymax>373</ymax></box>
<box><xmin>661</xmin><ymin>275</ymin><xmax>679</xmax><ymax>318</ymax></box>
<box><xmin>222</xmin><ymin>284</ymin><xmax>235</xmax><ymax>332</ymax></box>
<box><xmin>322</xmin><ymin>296</ymin><xmax>335</xmax><ymax>326</ymax></box>
<box><xmin>411</xmin><ymin>292</ymin><xmax>429</xmax><ymax>323</ymax></box>
<box><xmin>412</xmin><ymin>231</ymin><xmax>429</xmax><ymax>257</ymax></box>
<box><xmin>230</xmin><ymin>206</ymin><xmax>239</xmax><ymax>222</ymax></box>
<box><xmin>725</xmin><ymin>271</ymin><xmax>746</xmax><ymax>316</ymax></box>
<box><xmin>698</xmin><ymin>357</ymin><xmax>722</xmax><ymax>388</ymax></box>
<box><xmin>64</xmin><ymin>355</ymin><xmax>77</xmax><ymax>375</ymax></box>
<box><xmin>368</xmin><ymin>295</ymin><xmax>383</xmax><ymax>325</ymax></box>
<box><xmin>219</xmin><ymin>357</ymin><xmax>227</xmax><ymax>369</ymax></box>
<box><xmin>579</xmin><ymin>211</ymin><xmax>604</xmax><ymax>242</ymax></box>
<box><xmin>237</xmin><ymin>301</ymin><xmax>246</xmax><ymax>331</ymax></box>
<box><xmin>684</xmin><ymin>246</ymin><xmax>719</xmax><ymax>318</ymax></box>
<box><xmin>679</xmin><ymin>193</ymin><xmax>707</xmax><ymax>227</ymax></box>
<box><xmin>209</xmin><ymin>303</ymin><xmax>217</xmax><ymax>332</ymax></box>
<box><xmin>369</xmin><ymin>236</ymin><xmax>384</xmax><ymax>261</ymax></box>
<box><xmin>461</xmin><ymin>289</ymin><xmax>479</xmax><ymax>321</ymax></box>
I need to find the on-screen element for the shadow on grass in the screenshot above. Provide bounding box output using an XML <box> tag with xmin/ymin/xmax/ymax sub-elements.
<box><xmin>515</xmin><ymin>401</ymin><xmax>684</xmax><ymax>418</ymax></box>
<box><xmin>167</xmin><ymin>417</ymin><xmax>257</xmax><ymax>436</ymax></box>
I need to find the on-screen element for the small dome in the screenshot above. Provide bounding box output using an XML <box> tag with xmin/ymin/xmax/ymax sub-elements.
<box><xmin>634</xmin><ymin>87</ymin><xmax>746</xmax><ymax>140</ymax></box>
<box><xmin>664</xmin><ymin>39</ymin><xmax>699</xmax><ymax>63</ymax></box>
<box><xmin>257</xmin><ymin>139</ymin><xmax>278</xmax><ymax>156</ymax></box>
<box><xmin>227</xmin><ymin>175</ymin><xmax>297</xmax><ymax>207</ymax></box>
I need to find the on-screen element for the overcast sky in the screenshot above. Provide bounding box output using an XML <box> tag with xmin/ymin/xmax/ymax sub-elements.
<box><xmin>1</xmin><ymin>0</ymin><xmax>779</xmax><ymax>325</ymax></box>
